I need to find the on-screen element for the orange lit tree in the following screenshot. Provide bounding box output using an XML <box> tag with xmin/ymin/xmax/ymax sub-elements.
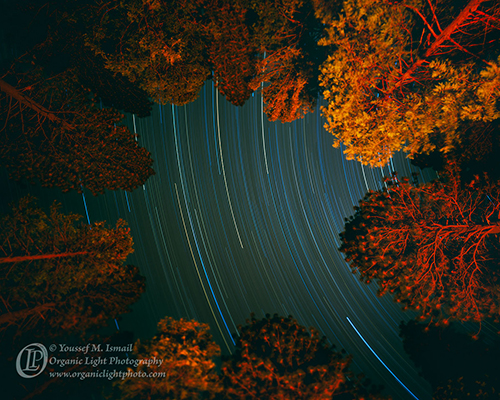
<box><xmin>114</xmin><ymin>316</ymin><xmax>222</xmax><ymax>400</ymax></box>
<box><xmin>248</xmin><ymin>0</ymin><xmax>326</xmax><ymax>122</ymax></box>
<box><xmin>340</xmin><ymin>172</ymin><xmax>500</xmax><ymax>324</ymax></box>
<box><xmin>82</xmin><ymin>0</ymin><xmax>326</xmax><ymax>122</ymax></box>
<box><xmin>0</xmin><ymin>61</ymin><xmax>154</xmax><ymax>195</ymax></box>
<box><xmin>317</xmin><ymin>0</ymin><xmax>500</xmax><ymax>166</ymax></box>
<box><xmin>205</xmin><ymin>1</ymin><xmax>257</xmax><ymax>107</ymax></box>
<box><xmin>221</xmin><ymin>313</ymin><xmax>386</xmax><ymax>400</ymax></box>
<box><xmin>204</xmin><ymin>0</ymin><xmax>324</xmax><ymax>121</ymax></box>
<box><xmin>0</xmin><ymin>196</ymin><xmax>145</xmax><ymax>337</ymax></box>
<box><xmin>83</xmin><ymin>0</ymin><xmax>211</xmax><ymax>105</ymax></box>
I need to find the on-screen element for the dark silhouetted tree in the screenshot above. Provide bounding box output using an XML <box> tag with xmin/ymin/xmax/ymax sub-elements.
<box><xmin>411</xmin><ymin>119</ymin><xmax>500</xmax><ymax>183</ymax></box>
<box><xmin>114</xmin><ymin>316</ymin><xmax>222</xmax><ymax>400</ymax></box>
<box><xmin>399</xmin><ymin>320</ymin><xmax>500</xmax><ymax>398</ymax></box>
<box><xmin>221</xmin><ymin>313</ymin><xmax>386</xmax><ymax>399</ymax></box>
<box><xmin>1</xmin><ymin>0</ymin><xmax>153</xmax><ymax>117</ymax></box>
<box><xmin>340</xmin><ymin>171</ymin><xmax>500</xmax><ymax>324</ymax></box>
<box><xmin>0</xmin><ymin>61</ymin><xmax>155</xmax><ymax>195</ymax></box>
<box><xmin>59</xmin><ymin>36</ymin><xmax>154</xmax><ymax>117</ymax></box>
<box><xmin>0</xmin><ymin>196</ymin><xmax>145</xmax><ymax>337</ymax></box>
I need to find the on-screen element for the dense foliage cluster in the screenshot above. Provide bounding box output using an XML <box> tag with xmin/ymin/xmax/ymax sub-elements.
<box><xmin>0</xmin><ymin>63</ymin><xmax>155</xmax><ymax>194</ymax></box>
<box><xmin>317</xmin><ymin>0</ymin><xmax>500</xmax><ymax>166</ymax></box>
<box><xmin>340</xmin><ymin>172</ymin><xmax>500</xmax><ymax>324</ymax></box>
<box><xmin>84</xmin><ymin>0</ymin><xmax>211</xmax><ymax>106</ymax></box>
<box><xmin>206</xmin><ymin>1</ymin><xmax>256</xmax><ymax>106</ymax></box>
<box><xmin>0</xmin><ymin>196</ymin><xmax>145</xmax><ymax>337</ymax></box>
<box><xmin>221</xmin><ymin>313</ymin><xmax>385</xmax><ymax>400</ymax></box>
<box><xmin>115</xmin><ymin>317</ymin><xmax>222</xmax><ymax>400</ymax></box>
<box><xmin>82</xmin><ymin>0</ymin><xmax>325</xmax><ymax>122</ymax></box>
<box><xmin>115</xmin><ymin>314</ymin><xmax>387</xmax><ymax>400</ymax></box>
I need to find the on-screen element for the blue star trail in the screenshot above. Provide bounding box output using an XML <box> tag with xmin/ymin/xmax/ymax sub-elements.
<box><xmin>1</xmin><ymin>81</ymin><xmax>440</xmax><ymax>399</ymax></box>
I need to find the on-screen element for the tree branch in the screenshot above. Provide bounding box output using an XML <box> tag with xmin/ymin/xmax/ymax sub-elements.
<box><xmin>0</xmin><ymin>79</ymin><xmax>73</xmax><ymax>131</ymax></box>
<box><xmin>0</xmin><ymin>251</ymin><xmax>89</xmax><ymax>264</ymax></box>
<box><xmin>390</xmin><ymin>0</ymin><xmax>487</xmax><ymax>93</ymax></box>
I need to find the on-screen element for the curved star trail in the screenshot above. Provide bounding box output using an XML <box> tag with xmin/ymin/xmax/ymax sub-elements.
<box><xmin>2</xmin><ymin>81</ymin><xmax>443</xmax><ymax>399</ymax></box>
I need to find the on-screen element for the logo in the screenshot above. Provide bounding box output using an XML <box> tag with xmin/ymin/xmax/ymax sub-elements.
<box><xmin>16</xmin><ymin>343</ymin><xmax>48</xmax><ymax>378</ymax></box>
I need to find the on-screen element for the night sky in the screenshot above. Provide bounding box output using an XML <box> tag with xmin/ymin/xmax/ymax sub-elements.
<box><xmin>4</xmin><ymin>79</ymin><xmax>471</xmax><ymax>400</ymax></box>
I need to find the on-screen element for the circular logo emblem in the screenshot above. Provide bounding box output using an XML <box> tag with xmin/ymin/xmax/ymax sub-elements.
<box><xmin>16</xmin><ymin>343</ymin><xmax>48</xmax><ymax>378</ymax></box>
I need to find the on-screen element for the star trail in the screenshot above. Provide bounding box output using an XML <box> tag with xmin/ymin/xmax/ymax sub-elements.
<box><xmin>2</xmin><ymin>81</ymin><xmax>438</xmax><ymax>399</ymax></box>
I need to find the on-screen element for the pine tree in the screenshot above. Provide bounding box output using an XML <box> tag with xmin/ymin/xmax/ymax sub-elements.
<box><xmin>248</xmin><ymin>0</ymin><xmax>325</xmax><ymax>122</ymax></box>
<box><xmin>0</xmin><ymin>196</ymin><xmax>145</xmax><ymax>337</ymax></box>
<box><xmin>206</xmin><ymin>1</ymin><xmax>257</xmax><ymax>106</ymax></box>
<box><xmin>84</xmin><ymin>0</ymin><xmax>211</xmax><ymax>105</ymax></box>
<box><xmin>82</xmin><ymin>0</ymin><xmax>326</xmax><ymax>122</ymax></box>
<box><xmin>68</xmin><ymin>40</ymin><xmax>154</xmax><ymax>117</ymax></box>
<box><xmin>0</xmin><ymin>61</ymin><xmax>155</xmax><ymax>195</ymax></box>
<box><xmin>340</xmin><ymin>171</ymin><xmax>500</xmax><ymax>324</ymax></box>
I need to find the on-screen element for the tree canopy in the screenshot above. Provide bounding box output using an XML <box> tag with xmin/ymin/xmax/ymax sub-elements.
<box><xmin>0</xmin><ymin>196</ymin><xmax>145</xmax><ymax>338</ymax></box>
<box><xmin>221</xmin><ymin>313</ymin><xmax>386</xmax><ymax>399</ymax></box>
<box><xmin>1</xmin><ymin>0</ymin><xmax>153</xmax><ymax>116</ymax></box>
<box><xmin>83</xmin><ymin>0</ymin><xmax>211</xmax><ymax>106</ymax></box>
<box><xmin>80</xmin><ymin>0</ymin><xmax>326</xmax><ymax>122</ymax></box>
<box><xmin>0</xmin><ymin>60</ymin><xmax>155</xmax><ymax>195</ymax></box>
<box><xmin>114</xmin><ymin>316</ymin><xmax>222</xmax><ymax>400</ymax></box>
<box><xmin>317</xmin><ymin>0</ymin><xmax>500</xmax><ymax>166</ymax></box>
<box><xmin>340</xmin><ymin>171</ymin><xmax>500</xmax><ymax>324</ymax></box>
<box><xmin>246</xmin><ymin>0</ymin><xmax>326</xmax><ymax>122</ymax></box>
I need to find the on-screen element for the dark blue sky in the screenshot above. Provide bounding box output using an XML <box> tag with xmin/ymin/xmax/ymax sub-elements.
<box><xmin>2</xmin><ymin>81</ymin><xmax>449</xmax><ymax>399</ymax></box>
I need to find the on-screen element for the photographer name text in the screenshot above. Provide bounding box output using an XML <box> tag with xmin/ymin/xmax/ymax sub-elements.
<box><xmin>58</xmin><ymin>343</ymin><xmax>133</xmax><ymax>354</ymax></box>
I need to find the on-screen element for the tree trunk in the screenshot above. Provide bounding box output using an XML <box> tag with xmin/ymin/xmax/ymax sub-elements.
<box><xmin>488</xmin><ymin>224</ymin><xmax>500</xmax><ymax>235</ymax></box>
<box><xmin>437</xmin><ymin>222</ymin><xmax>500</xmax><ymax>238</ymax></box>
<box><xmin>390</xmin><ymin>0</ymin><xmax>487</xmax><ymax>92</ymax></box>
<box><xmin>0</xmin><ymin>303</ymin><xmax>57</xmax><ymax>327</ymax></box>
<box><xmin>0</xmin><ymin>251</ymin><xmax>88</xmax><ymax>264</ymax></box>
<box><xmin>0</xmin><ymin>79</ymin><xmax>73</xmax><ymax>130</ymax></box>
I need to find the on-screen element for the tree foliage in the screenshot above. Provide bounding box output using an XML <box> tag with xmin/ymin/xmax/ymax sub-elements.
<box><xmin>247</xmin><ymin>0</ymin><xmax>325</xmax><ymax>122</ymax></box>
<box><xmin>65</xmin><ymin>38</ymin><xmax>154</xmax><ymax>117</ymax></box>
<box><xmin>115</xmin><ymin>316</ymin><xmax>222</xmax><ymax>400</ymax></box>
<box><xmin>0</xmin><ymin>196</ymin><xmax>145</xmax><ymax>338</ymax></box>
<box><xmin>0</xmin><ymin>61</ymin><xmax>155</xmax><ymax>195</ymax></box>
<box><xmin>82</xmin><ymin>0</ymin><xmax>326</xmax><ymax>122</ymax></box>
<box><xmin>84</xmin><ymin>0</ymin><xmax>211</xmax><ymax>106</ymax></box>
<box><xmin>1</xmin><ymin>0</ymin><xmax>153</xmax><ymax>116</ymax></box>
<box><xmin>221</xmin><ymin>313</ymin><xmax>386</xmax><ymax>400</ymax></box>
<box><xmin>411</xmin><ymin>119</ymin><xmax>500</xmax><ymax>185</ymax></box>
<box><xmin>340</xmin><ymin>171</ymin><xmax>500</xmax><ymax>324</ymax></box>
<box><xmin>205</xmin><ymin>1</ymin><xmax>257</xmax><ymax>107</ymax></box>
<box><xmin>317</xmin><ymin>0</ymin><xmax>500</xmax><ymax>166</ymax></box>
